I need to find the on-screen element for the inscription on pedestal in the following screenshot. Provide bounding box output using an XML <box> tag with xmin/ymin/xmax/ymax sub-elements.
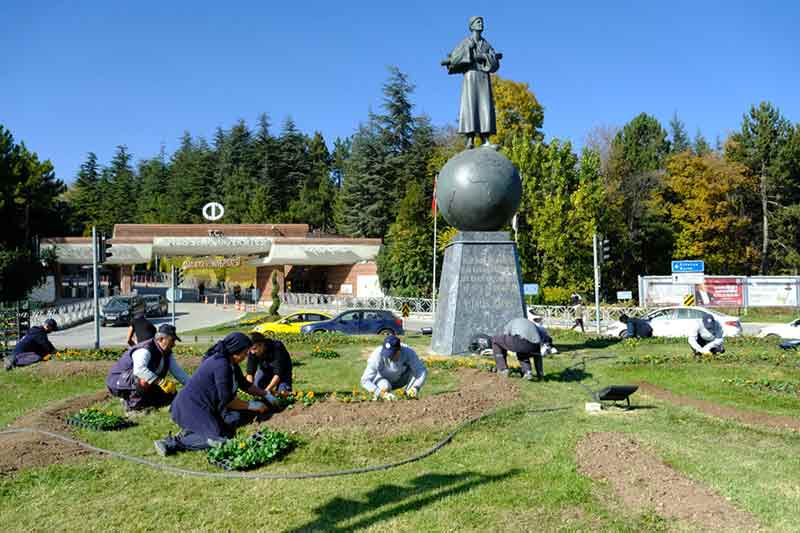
<box><xmin>432</xmin><ymin>232</ymin><xmax>525</xmax><ymax>355</ymax></box>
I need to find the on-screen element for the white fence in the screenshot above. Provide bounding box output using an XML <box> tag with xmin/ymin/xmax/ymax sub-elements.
<box><xmin>279</xmin><ymin>293</ymin><xmax>434</xmax><ymax>315</ymax></box>
<box><xmin>32</xmin><ymin>298</ymin><xmax>111</xmax><ymax>330</ymax></box>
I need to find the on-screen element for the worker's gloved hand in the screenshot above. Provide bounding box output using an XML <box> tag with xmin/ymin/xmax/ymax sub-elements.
<box><xmin>263</xmin><ymin>392</ymin><xmax>279</xmax><ymax>406</ymax></box>
<box><xmin>159</xmin><ymin>379</ymin><xmax>178</xmax><ymax>395</ymax></box>
<box><xmin>248</xmin><ymin>400</ymin><xmax>267</xmax><ymax>413</ymax></box>
<box><xmin>407</xmin><ymin>387</ymin><xmax>418</xmax><ymax>399</ymax></box>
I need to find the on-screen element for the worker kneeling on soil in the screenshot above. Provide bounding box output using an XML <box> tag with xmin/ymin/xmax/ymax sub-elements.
<box><xmin>361</xmin><ymin>335</ymin><xmax>427</xmax><ymax>399</ymax></box>
<box><xmin>4</xmin><ymin>318</ymin><xmax>58</xmax><ymax>371</ymax></box>
<box><xmin>106</xmin><ymin>324</ymin><xmax>188</xmax><ymax>413</ymax></box>
<box><xmin>619</xmin><ymin>314</ymin><xmax>653</xmax><ymax>339</ymax></box>
<box><xmin>154</xmin><ymin>333</ymin><xmax>270</xmax><ymax>456</ymax></box>
<box><xmin>492</xmin><ymin>317</ymin><xmax>545</xmax><ymax>381</ymax></box>
<box><xmin>245</xmin><ymin>332</ymin><xmax>292</xmax><ymax>397</ymax></box>
<box><xmin>689</xmin><ymin>314</ymin><xmax>725</xmax><ymax>355</ymax></box>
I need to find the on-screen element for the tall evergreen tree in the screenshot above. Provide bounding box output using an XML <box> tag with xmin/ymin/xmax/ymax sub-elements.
<box><xmin>273</xmin><ymin>117</ymin><xmax>310</xmax><ymax>220</ymax></box>
<box><xmin>0</xmin><ymin>125</ymin><xmax>64</xmax><ymax>300</ymax></box>
<box><xmin>335</xmin><ymin>119</ymin><xmax>391</xmax><ymax>237</ymax></box>
<box><xmin>168</xmin><ymin>133</ymin><xmax>214</xmax><ymax>223</ymax></box>
<box><xmin>725</xmin><ymin>102</ymin><xmax>794</xmax><ymax>273</ymax></box>
<box><xmin>71</xmin><ymin>152</ymin><xmax>101</xmax><ymax>235</ymax></box>
<box><xmin>693</xmin><ymin>129</ymin><xmax>711</xmax><ymax>156</ymax></box>
<box><xmin>669</xmin><ymin>111</ymin><xmax>691</xmax><ymax>154</ymax></box>
<box><xmin>606</xmin><ymin>113</ymin><xmax>672</xmax><ymax>289</ymax></box>
<box><xmin>138</xmin><ymin>146</ymin><xmax>171</xmax><ymax>223</ymax></box>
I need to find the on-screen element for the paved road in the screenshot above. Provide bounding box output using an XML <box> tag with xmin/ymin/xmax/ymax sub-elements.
<box><xmin>49</xmin><ymin>303</ymin><xmax>243</xmax><ymax>349</ymax></box>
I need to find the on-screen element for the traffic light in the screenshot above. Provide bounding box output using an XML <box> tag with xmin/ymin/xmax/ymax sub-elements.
<box><xmin>601</xmin><ymin>238</ymin><xmax>611</xmax><ymax>263</ymax></box>
<box><xmin>173</xmin><ymin>266</ymin><xmax>184</xmax><ymax>288</ymax></box>
<box><xmin>97</xmin><ymin>233</ymin><xmax>113</xmax><ymax>263</ymax></box>
<box><xmin>286</xmin><ymin>280</ymin><xmax>292</xmax><ymax>292</ymax></box>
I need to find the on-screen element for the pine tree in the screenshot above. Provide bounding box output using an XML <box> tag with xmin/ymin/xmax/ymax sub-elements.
<box><xmin>274</xmin><ymin>117</ymin><xmax>310</xmax><ymax>220</ymax></box>
<box><xmin>693</xmin><ymin>129</ymin><xmax>711</xmax><ymax>156</ymax></box>
<box><xmin>96</xmin><ymin>145</ymin><xmax>136</xmax><ymax>232</ymax></box>
<box><xmin>71</xmin><ymin>152</ymin><xmax>101</xmax><ymax>234</ymax></box>
<box><xmin>138</xmin><ymin>146</ymin><xmax>170</xmax><ymax>223</ymax></box>
<box><xmin>168</xmin><ymin>133</ymin><xmax>214</xmax><ymax>223</ymax></box>
<box><xmin>335</xmin><ymin>119</ymin><xmax>390</xmax><ymax>237</ymax></box>
<box><xmin>669</xmin><ymin>111</ymin><xmax>691</xmax><ymax>154</ymax></box>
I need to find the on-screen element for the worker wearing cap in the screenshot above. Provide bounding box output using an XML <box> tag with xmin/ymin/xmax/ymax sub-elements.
<box><xmin>106</xmin><ymin>323</ymin><xmax>189</xmax><ymax>413</ymax></box>
<box><xmin>492</xmin><ymin>317</ymin><xmax>545</xmax><ymax>381</ymax></box>
<box><xmin>619</xmin><ymin>314</ymin><xmax>653</xmax><ymax>339</ymax></box>
<box><xmin>4</xmin><ymin>318</ymin><xmax>58</xmax><ymax>371</ymax></box>
<box><xmin>689</xmin><ymin>314</ymin><xmax>725</xmax><ymax>355</ymax></box>
<box><xmin>154</xmin><ymin>332</ymin><xmax>269</xmax><ymax>455</ymax></box>
<box><xmin>360</xmin><ymin>335</ymin><xmax>427</xmax><ymax>399</ymax></box>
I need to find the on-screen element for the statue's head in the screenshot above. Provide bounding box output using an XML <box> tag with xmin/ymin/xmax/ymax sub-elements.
<box><xmin>468</xmin><ymin>16</ymin><xmax>484</xmax><ymax>32</ymax></box>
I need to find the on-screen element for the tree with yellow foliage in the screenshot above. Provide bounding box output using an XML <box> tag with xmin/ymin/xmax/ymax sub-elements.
<box><xmin>661</xmin><ymin>152</ymin><xmax>759</xmax><ymax>274</ymax></box>
<box><xmin>490</xmin><ymin>76</ymin><xmax>544</xmax><ymax>148</ymax></box>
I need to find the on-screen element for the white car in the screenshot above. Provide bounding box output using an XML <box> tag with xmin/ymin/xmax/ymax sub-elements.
<box><xmin>605</xmin><ymin>306</ymin><xmax>743</xmax><ymax>338</ymax></box>
<box><xmin>758</xmin><ymin>319</ymin><xmax>800</xmax><ymax>340</ymax></box>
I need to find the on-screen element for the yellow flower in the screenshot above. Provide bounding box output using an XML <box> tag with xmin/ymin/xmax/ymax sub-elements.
<box><xmin>306</xmin><ymin>391</ymin><xmax>314</xmax><ymax>399</ymax></box>
<box><xmin>238</xmin><ymin>441</ymin><xmax>246</xmax><ymax>449</ymax></box>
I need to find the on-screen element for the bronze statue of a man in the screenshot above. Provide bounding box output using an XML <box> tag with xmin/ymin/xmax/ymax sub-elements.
<box><xmin>441</xmin><ymin>16</ymin><xmax>502</xmax><ymax>149</ymax></box>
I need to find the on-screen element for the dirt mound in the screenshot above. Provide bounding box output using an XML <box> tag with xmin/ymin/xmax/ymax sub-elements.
<box><xmin>639</xmin><ymin>382</ymin><xmax>800</xmax><ymax>432</ymax></box>
<box><xmin>576</xmin><ymin>431</ymin><xmax>759</xmax><ymax>531</ymax></box>
<box><xmin>33</xmin><ymin>360</ymin><xmax>113</xmax><ymax>378</ymax></box>
<box><xmin>260</xmin><ymin>369</ymin><xmax>520</xmax><ymax>436</ymax></box>
<box><xmin>0</xmin><ymin>390</ymin><xmax>109</xmax><ymax>476</ymax></box>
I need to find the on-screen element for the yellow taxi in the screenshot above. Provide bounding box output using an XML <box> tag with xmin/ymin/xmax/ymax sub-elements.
<box><xmin>251</xmin><ymin>310</ymin><xmax>333</xmax><ymax>335</ymax></box>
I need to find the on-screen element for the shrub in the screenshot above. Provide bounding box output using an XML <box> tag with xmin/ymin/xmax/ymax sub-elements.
<box><xmin>207</xmin><ymin>429</ymin><xmax>293</xmax><ymax>470</ymax></box>
<box><xmin>269</xmin><ymin>271</ymin><xmax>280</xmax><ymax>315</ymax></box>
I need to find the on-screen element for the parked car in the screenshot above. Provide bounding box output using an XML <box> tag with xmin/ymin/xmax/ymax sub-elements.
<box><xmin>142</xmin><ymin>294</ymin><xmax>169</xmax><ymax>317</ymax></box>
<box><xmin>100</xmin><ymin>296</ymin><xmax>146</xmax><ymax>327</ymax></box>
<box><xmin>252</xmin><ymin>310</ymin><xmax>333</xmax><ymax>335</ymax></box>
<box><xmin>300</xmin><ymin>309</ymin><xmax>404</xmax><ymax>336</ymax></box>
<box><xmin>605</xmin><ymin>306</ymin><xmax>742</xmax><ymax>338</ymax></box>
<box><xmin>758</xmin><ymin>318</ymin><xmax>800</xmax><ymax>340</ymax></box>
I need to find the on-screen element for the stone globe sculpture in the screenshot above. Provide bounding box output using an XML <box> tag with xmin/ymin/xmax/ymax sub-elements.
<box><xmin>435</xmin><ymin>147</ymin><xmax>522</xmax><ymax>231</ymax></box>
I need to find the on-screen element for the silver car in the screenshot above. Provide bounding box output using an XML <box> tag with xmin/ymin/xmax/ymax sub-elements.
<box><xmin>606</xmin><ymin>306</ymin><xmax>742</xmax><ymax>338</ymax></box>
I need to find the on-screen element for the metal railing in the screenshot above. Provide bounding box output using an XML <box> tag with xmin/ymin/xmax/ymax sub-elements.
<box><xmin>279</xmin><ymin>293</ymin><xmax>434</xmax><ymax>315</ymax></box>
<box><xmin>31</xmin><ymin>298</ymin><xmax>111</xmax><ymax>330</ymax></box>
<box><xmin>526</xmin><ymin>305</ymin><xmax>648</xmax><ymax>327</ymax></box>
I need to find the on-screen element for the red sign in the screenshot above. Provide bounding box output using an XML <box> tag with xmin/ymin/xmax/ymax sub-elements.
<box><xmin>694</xmin><ymin>278</ymin><xmax>743</xmax><ymax>306</ymax></box>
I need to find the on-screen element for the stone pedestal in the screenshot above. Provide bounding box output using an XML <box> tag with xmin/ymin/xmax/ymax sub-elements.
<box><xmin>431</xmin><ymin>231</ymin><xmax>526</xmax><ymax>355</ymax></box>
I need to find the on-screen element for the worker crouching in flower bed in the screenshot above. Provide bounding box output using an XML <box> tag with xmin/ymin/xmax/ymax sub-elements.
<box><xmin>492</xmin><ymin>317</ymin><xmax>545</xmax><ymax>381</ymax></box>
<box><xmin>105</xmin><ymin>324</ymin><xmax>188</xmax><ymax>414</ymax></box>
<box><xmin>245</xmin><ymin>332</ymin><xmax>293</xmax><ymax>398</ymax></box>
<box><xmin>689</xmin><ymin>314</ymin><xmax>725</xmax><ymax>355</ymax></box>
<box><xmin>153</xmin><ymin>332</ymin><xmax>272</xmax><ymax>456</ymax></box>
<box><xmin>4</xmin><ymin>318</ymin><xmax>58</xmax><ymax>371</ymax></box>
<box><xmin>360</xmin><ymin>335</ymin><xmax>427</xmax><ymax>399</ymax></box>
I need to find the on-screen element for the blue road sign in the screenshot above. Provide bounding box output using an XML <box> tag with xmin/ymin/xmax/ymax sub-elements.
<box><xmin>671</xmin><ymin>260</ymin><xmax>704</xmax><ymax>273</ymax></box>
<box><xmin>523</xmin><ymin>283</ymin><xmax>539</xmax><ymax>295</ymax></box>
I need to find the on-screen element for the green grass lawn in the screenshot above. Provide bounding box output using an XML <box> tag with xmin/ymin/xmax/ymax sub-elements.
<box><xmin>2</xmin><ymin>332</ymin><xmax>800</xmax><ymax>531</ymax></box>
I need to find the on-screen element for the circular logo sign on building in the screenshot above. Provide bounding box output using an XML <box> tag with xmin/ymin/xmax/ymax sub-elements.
<box><xmin>202</xmin><ymin>202</ymin><xmax>225</xmax><ymax>221</ymax></box>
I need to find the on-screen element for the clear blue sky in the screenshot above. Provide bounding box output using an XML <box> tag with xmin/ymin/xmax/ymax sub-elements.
<box><xmin>2</xmin><ymin>1</ymin><xmax>798</xmax><ymax>184</ymax></box>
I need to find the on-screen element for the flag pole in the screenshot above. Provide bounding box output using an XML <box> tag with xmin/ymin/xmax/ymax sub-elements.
<box><xmin>432</xmin><ymin>175</ymin><xmax>438</xmax><ymax>319</ymax></box>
